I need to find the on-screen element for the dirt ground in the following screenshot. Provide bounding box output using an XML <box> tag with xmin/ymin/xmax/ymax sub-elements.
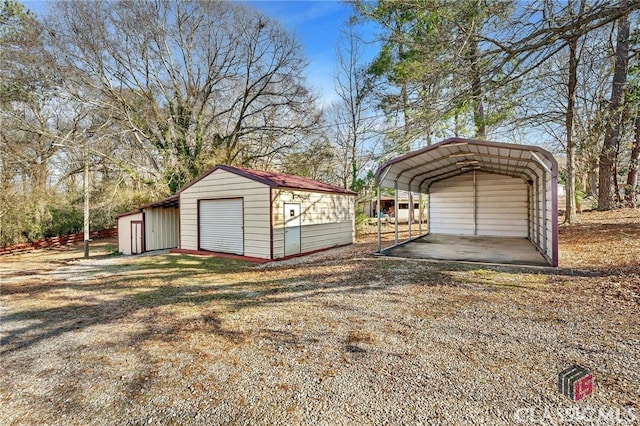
<box><xmin>1</xmin><ymin>209</ymin><xmax>639</xmax><ymax>425</ymax></box>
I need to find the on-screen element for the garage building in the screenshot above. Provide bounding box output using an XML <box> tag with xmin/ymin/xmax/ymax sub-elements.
<box><xmin>374</xmin><ymin>138</ymin><xmax>558</xmax><ymax>267</ymax></box>
<box><xmin>118</xmin><ymin>165</ymin><xmax>355</xmax><ymax>261</ymax></box>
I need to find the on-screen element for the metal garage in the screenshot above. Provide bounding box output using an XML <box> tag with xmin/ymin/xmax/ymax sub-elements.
<box><xmin>374</xmin><ymin>138</ymin><xmax>558</xmax><ymax>267</ymax></box>
<box><xmin>116</xmin><ymin>194</ymin><xmax>179</xmax><ymax>255</ymax></box>
<box><xmin>176</xmin><ymin>165</ymin><xmax>355</xmax><ymax>261</ymax></box>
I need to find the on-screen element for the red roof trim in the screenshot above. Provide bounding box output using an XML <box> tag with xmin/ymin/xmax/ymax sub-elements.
<box><xmin>138</xmin><ymin>194</ymin><xmax>179</xmax><ymax>209</ymax></box>
<box><xmin>179</xmin><ymin>164</ymin><xmax>356</xmax><ymax>195</ymax></box>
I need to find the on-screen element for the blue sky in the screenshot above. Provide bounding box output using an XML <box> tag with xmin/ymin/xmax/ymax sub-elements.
<box><xmin>23</xmin><ymin>0</ymin><xmax>372</xmax><ymax>108</ymax></box>
<box><xmin>249</xmin><ymin>1</ymin><xmax>358</xmax><ymax>106</ymax></box>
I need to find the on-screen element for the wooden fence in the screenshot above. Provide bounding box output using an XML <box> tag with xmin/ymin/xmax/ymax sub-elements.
<box><xmin>0</xmin><ymin>228</ymin><xmax>118</xmax><ymax>256</ymax></box>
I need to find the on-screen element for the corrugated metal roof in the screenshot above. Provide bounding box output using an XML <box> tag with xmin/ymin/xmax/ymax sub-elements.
<box><xmin>138</xmin><ymin>194</ymin><xmax>179</xmax><ymax>209</ymax></box>
<box><xmin>182</xmin><ymin>164</ymin><xmax>356</xmax><ymax>195</ymax></box>
<box><xmin>375</xmin><ymin>138</ymin><xmax>557</xmax><ymax>192</ymax></box>
<box><xmin>115</xmin><ymin>194</ymin><xmax>178</xmax><ymax>219</ymax></box>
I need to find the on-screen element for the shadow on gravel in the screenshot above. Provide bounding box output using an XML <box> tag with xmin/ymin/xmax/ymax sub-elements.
<box><xmin>1</xmin><ymin>254</ymin><xmax>448</xmax><ymax>354</ymax></box>
<box><xmin>2</xmin><ymin>249</ymin><xmax>637</xmax><ymax>356</ymax></box>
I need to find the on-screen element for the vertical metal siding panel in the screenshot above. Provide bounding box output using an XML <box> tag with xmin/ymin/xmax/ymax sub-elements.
<box><xmin>538</xmin><ymin>174</ymin><xmax>544</xmax><ymax>249</ymax></box>
<box><xmin>475</xmin><ymin>172</ymin><xmax>528</xmax><ymax>237</ymax></box>
<box><xmin>144</xmin><ymin>207</ymin><xmax>179</xmax><ymax>251</ymax></box>
<box><xmin>430</xmin><ymin>174</ymin><xmax>474</xmax><ymax>235</ymax></box>
<box><xmin>527</xmin><ymin>184</ymin><xmax>532</xmax><ymax>240</ymax></box>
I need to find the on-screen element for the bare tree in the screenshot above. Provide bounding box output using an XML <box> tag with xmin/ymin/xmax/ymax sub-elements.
<box><xmin>46</xmin><ymin>0</ymin><xmax>318</xmax><ymax>192</ymax></box>
<box><xmin>332</xmin><ymin>18</ymin><xmax>375</xmax><ymax>191</ymax></box>
<box><xmin>626</xmin><ymin>109</ymin><xmax>640</xmax><ymax>206</ymax></box>
<box><xmin>562</xmin><ymin>0</ymin><xmax>587</xmax><ymax>223</ymax></box>
<box><xmin>598</xmin><ymin>2</ymin><xmax>631</xmax><ymax>210</ymax></box>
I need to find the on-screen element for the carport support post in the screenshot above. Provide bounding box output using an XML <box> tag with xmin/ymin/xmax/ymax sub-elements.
<box><xmin>408</xmin><ymin>191</ymin><xmax>413</xmax><ymax>239</ymax></box>
<box><xmin>418</xmin><ymin>192</ymin><xmax>423</xmax><ymax>235</ymax></box>
<box><xmin>83</xmin><ymin>136</ymin><xmax>90</xmax><ymax>258</ymax></box>
<box><xmin>376</xmin><ymin>184</ymin><xmax>382</xmax><ymax>252</ymax></box>
<box><xmin>394</xmin><ymin>181</ymin><xmax>399</xmax><ymax>245</ymax></box>
<box><xmin>473</xmin><ymin>170</ymin><xmax>477</xmax><ymax>235</ymax></box>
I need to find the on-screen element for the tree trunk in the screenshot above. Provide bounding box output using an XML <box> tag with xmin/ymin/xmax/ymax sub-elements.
<box><xmin>350</xmin><ymin>137</ymin><xmax>358</xmax><ymax>192</ymax></box>
<box><xmin>598</xmin><ymin>4</ymin><xmax>630</xmax><ymax>210</ymax></box>
<box><xmin>470</xmin><ymin>38</ymin><xmax>486</xmax><ymax>139</ymax></box>
<box><xmin>565</xmin><ymin>36</ymin><xmax>579</xmax><ymax>223</ymax></box>
<box><xmin>625</xmin><ymin>109</ymin><xmax>640</xmax><ymax>207</ymax></box>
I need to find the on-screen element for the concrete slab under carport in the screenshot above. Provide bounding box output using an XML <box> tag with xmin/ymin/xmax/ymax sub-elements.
<box><xmin>380</xmin><ymin>234</ymin><xmax>549</xmax><ymax>267</ymax></box>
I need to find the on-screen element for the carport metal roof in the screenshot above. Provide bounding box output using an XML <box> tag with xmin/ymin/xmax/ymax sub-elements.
<box><xmin>375</xmin><ymin>137</ymin><xmax>557</xmax><ymax>192</ymax></box>
<box><xmin>373</xmin><ymin>137</ymin><xmax>558</xmax><ymax>267</ymax></box>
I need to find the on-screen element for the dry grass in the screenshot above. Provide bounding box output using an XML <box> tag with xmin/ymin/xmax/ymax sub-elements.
<box><xmin>1</xmin><ymin>209</ymin><xmax>639</xmax><ymax>425</ymax></box>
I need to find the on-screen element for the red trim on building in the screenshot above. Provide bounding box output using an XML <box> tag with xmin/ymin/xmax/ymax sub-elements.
<box><xmin>179</xmin><ymin>164</ymin><xmax>356</xmax><ymax>195</ymax></box>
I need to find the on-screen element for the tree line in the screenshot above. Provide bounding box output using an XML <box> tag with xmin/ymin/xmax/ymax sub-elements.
<box><xmin>1</xmin><ymin>0</ymin><xmax>638</xmax><ymax>246</ymax></box>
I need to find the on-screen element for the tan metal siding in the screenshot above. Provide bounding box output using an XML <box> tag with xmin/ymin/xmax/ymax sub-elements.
<box><xmin>430</xmin><ymin>172</ymin><xmax>527</xmax><ymax>237</ymax></box>
<box><xmin>117</xmin><ymin>212</ymin><xmax>143</xmax><ymax>255</ymax></box>
<box><xmin>430</xmin><ymin>174</ymin><xmax>474</xmax><ymax>235</ymax></box>
<box><xmin>272</xmin><ymin>189</ymin><xmax>354</xmax><ymax>258</ymax></box>
<box><xmin>179</xmin><ymin>169</ymin><xmax>271</xmax><ymax>259</ymax></box>
<box><xmin>143</xmin><ymin>207</ymin><xmax>179</xmax><ymax>251</ymax></box>
<box><xmin>476</xmin><ymin>173</ymin><xmax>528</xmax><ymax>237</ymax></box>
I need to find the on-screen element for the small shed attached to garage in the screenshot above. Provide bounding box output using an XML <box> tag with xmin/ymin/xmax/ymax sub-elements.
<box><xmin>374</xmin><ymin>138</ymin><xmax>558</xmax><ymax>267</ymax></box>
<box><xmin>116</xmin><ymin>210</ymin><xmax>144</xmax><ymax>255</ymax></box>
<box><xmin>116</xmin><ymin>194</ymin><xmax>179</xmax><ymax>255</ymax></box>
<box><xmin>175</xmin><ymin>165</ymin><xmax>355</xmax><ymax>261</ymax></box>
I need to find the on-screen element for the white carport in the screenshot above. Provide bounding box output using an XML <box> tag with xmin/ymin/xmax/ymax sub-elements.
<box><xmin>374</xmin><ymin>138</ymin><xmax>558</xmax><ymax>267</ymax></box>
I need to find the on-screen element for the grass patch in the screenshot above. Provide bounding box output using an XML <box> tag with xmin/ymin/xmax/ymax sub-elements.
<box><xmin>129</xmin><ymin>254</ymin><xmax>251</xmax><ymax>275</ymax></box>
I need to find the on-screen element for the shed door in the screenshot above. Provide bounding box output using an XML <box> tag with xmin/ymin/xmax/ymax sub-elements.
<box><xmin>199</xmin><ymin>199</ymin><xmax>244</xmax><ymax>255</ymax></box>
<box><xmin>131</xmin><ymin>221</ymin><xmax>143</xmax><ymax>254</ymax></box>
<box><xmin>284</xmin><ymin>203</ymin><xmax>301</xmax><ymax>256</ymax></box>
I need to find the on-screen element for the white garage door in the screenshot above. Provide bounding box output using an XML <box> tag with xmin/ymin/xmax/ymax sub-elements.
<box><xmin>199</xmin><ymin>198</ymin><xmax>244</xmax><ymax>255</ymax></box>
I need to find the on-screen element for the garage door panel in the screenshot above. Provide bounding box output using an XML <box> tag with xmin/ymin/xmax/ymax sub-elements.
<box><xmin>199</xmin><ymin>198</ymin><xmax>244</xmax><ymax>255</ymax></box>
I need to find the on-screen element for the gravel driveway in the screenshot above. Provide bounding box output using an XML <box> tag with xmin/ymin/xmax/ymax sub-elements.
<box><xmin>1</xmin><ymin>211</ymin><xmax>639</xmax><ymax>425</ymax></box>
